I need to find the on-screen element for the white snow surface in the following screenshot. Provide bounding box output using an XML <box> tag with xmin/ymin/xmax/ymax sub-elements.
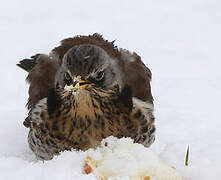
<box><xmin>1</xmin><ymin>0</ymin><xmax>221</xmax><ymax>179</ymax></box>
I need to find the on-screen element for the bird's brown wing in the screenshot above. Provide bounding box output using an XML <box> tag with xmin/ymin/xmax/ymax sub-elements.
<box><xmin>120</xmin><ymin>49</ymin><xmax>153</xmax><ymax>104</ymax></box>
<box><xmin>17</xmin><ymin>54</ymin><xmax>59</xmax><ymax>109</ymax></box>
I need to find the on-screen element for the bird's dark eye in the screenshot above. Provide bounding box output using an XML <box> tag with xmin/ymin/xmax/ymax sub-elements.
<box><xmin>64</xmin><ymin>72</ymin><xmax>72</xmax><ymax>85</ymax></box>
<box><xmin>94</xmin><ymin>71</ymin><xmax>104</xmax><ymax>81</ymax></box>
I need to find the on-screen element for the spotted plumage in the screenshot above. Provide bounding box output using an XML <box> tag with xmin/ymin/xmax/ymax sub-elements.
<box><xmin>17</xmin><ymin>33</ymin><xmax>155</xmax><ymax>160</ymax></box>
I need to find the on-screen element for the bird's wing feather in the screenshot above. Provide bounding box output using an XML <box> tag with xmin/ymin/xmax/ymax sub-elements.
<box><xmin>130</xmin><ymin>101</ymin><xmax>155</xmax><ymax>147</ymax></box>
<box><xmin>17</xmin><ymin>54</ymin><xmax>40</xmax><ymax>72</ymax></box>
<box><xmin>120</xmin><ymin>49</ymin><xmax>153</xmax><ymax>104</ymax></box>
<box><xmin>21</xmin><ymin>55</ymin><xmax>59</xmax><ymax>109</ymax></box>
<box><xmin>23</xmin><ymin>98</ymin><xmax>48</xmax><ymax>128</ymax></box>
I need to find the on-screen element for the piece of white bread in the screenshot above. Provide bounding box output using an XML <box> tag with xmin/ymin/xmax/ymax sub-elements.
<box><xmin>84</xmin><ymin>137</ymin><xmax>182</xmax><ymax>180</ymax></box>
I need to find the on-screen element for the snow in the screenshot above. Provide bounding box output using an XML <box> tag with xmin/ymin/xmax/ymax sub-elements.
<box><xmin>0</xmin><ymin>0</ymin><xmax>221</xmax><ymax>179</ymax></box>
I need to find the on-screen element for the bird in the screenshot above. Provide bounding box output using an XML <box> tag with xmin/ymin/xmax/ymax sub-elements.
<box><xmin>17</xmin><ymin>33</ymin><xmax>155</xmax><ymax>160</ymax></box>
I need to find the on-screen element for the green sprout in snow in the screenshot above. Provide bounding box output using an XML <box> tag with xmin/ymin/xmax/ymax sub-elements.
<box><xmin>185</xmin><ymin>146</ymin><xmax>190</xmax><ymax>166</ymax></box>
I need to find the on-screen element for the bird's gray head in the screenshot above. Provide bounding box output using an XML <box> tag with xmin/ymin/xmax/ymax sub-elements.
<box><xmin>55</xmin><ymin>44</ymin><xmax>123</xmax><ymax>92</ymax></box>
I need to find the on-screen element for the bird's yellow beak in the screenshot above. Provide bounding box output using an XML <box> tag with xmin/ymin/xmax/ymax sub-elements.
<box><xmin>74</xmin><ymin>80</ymin><xmax>90</xmax><ymax>90</ymax></box>
<box><xmin>65</xmin><ymin>80</ymin><xmax>90</xmax><ymax>91</ymax></box>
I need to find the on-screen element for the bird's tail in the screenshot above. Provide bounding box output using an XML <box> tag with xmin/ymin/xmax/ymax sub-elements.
<box><xmin>17</xmin><ymin>54</ymin><xmax>40</xmax><ymax>72</ymax></box>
